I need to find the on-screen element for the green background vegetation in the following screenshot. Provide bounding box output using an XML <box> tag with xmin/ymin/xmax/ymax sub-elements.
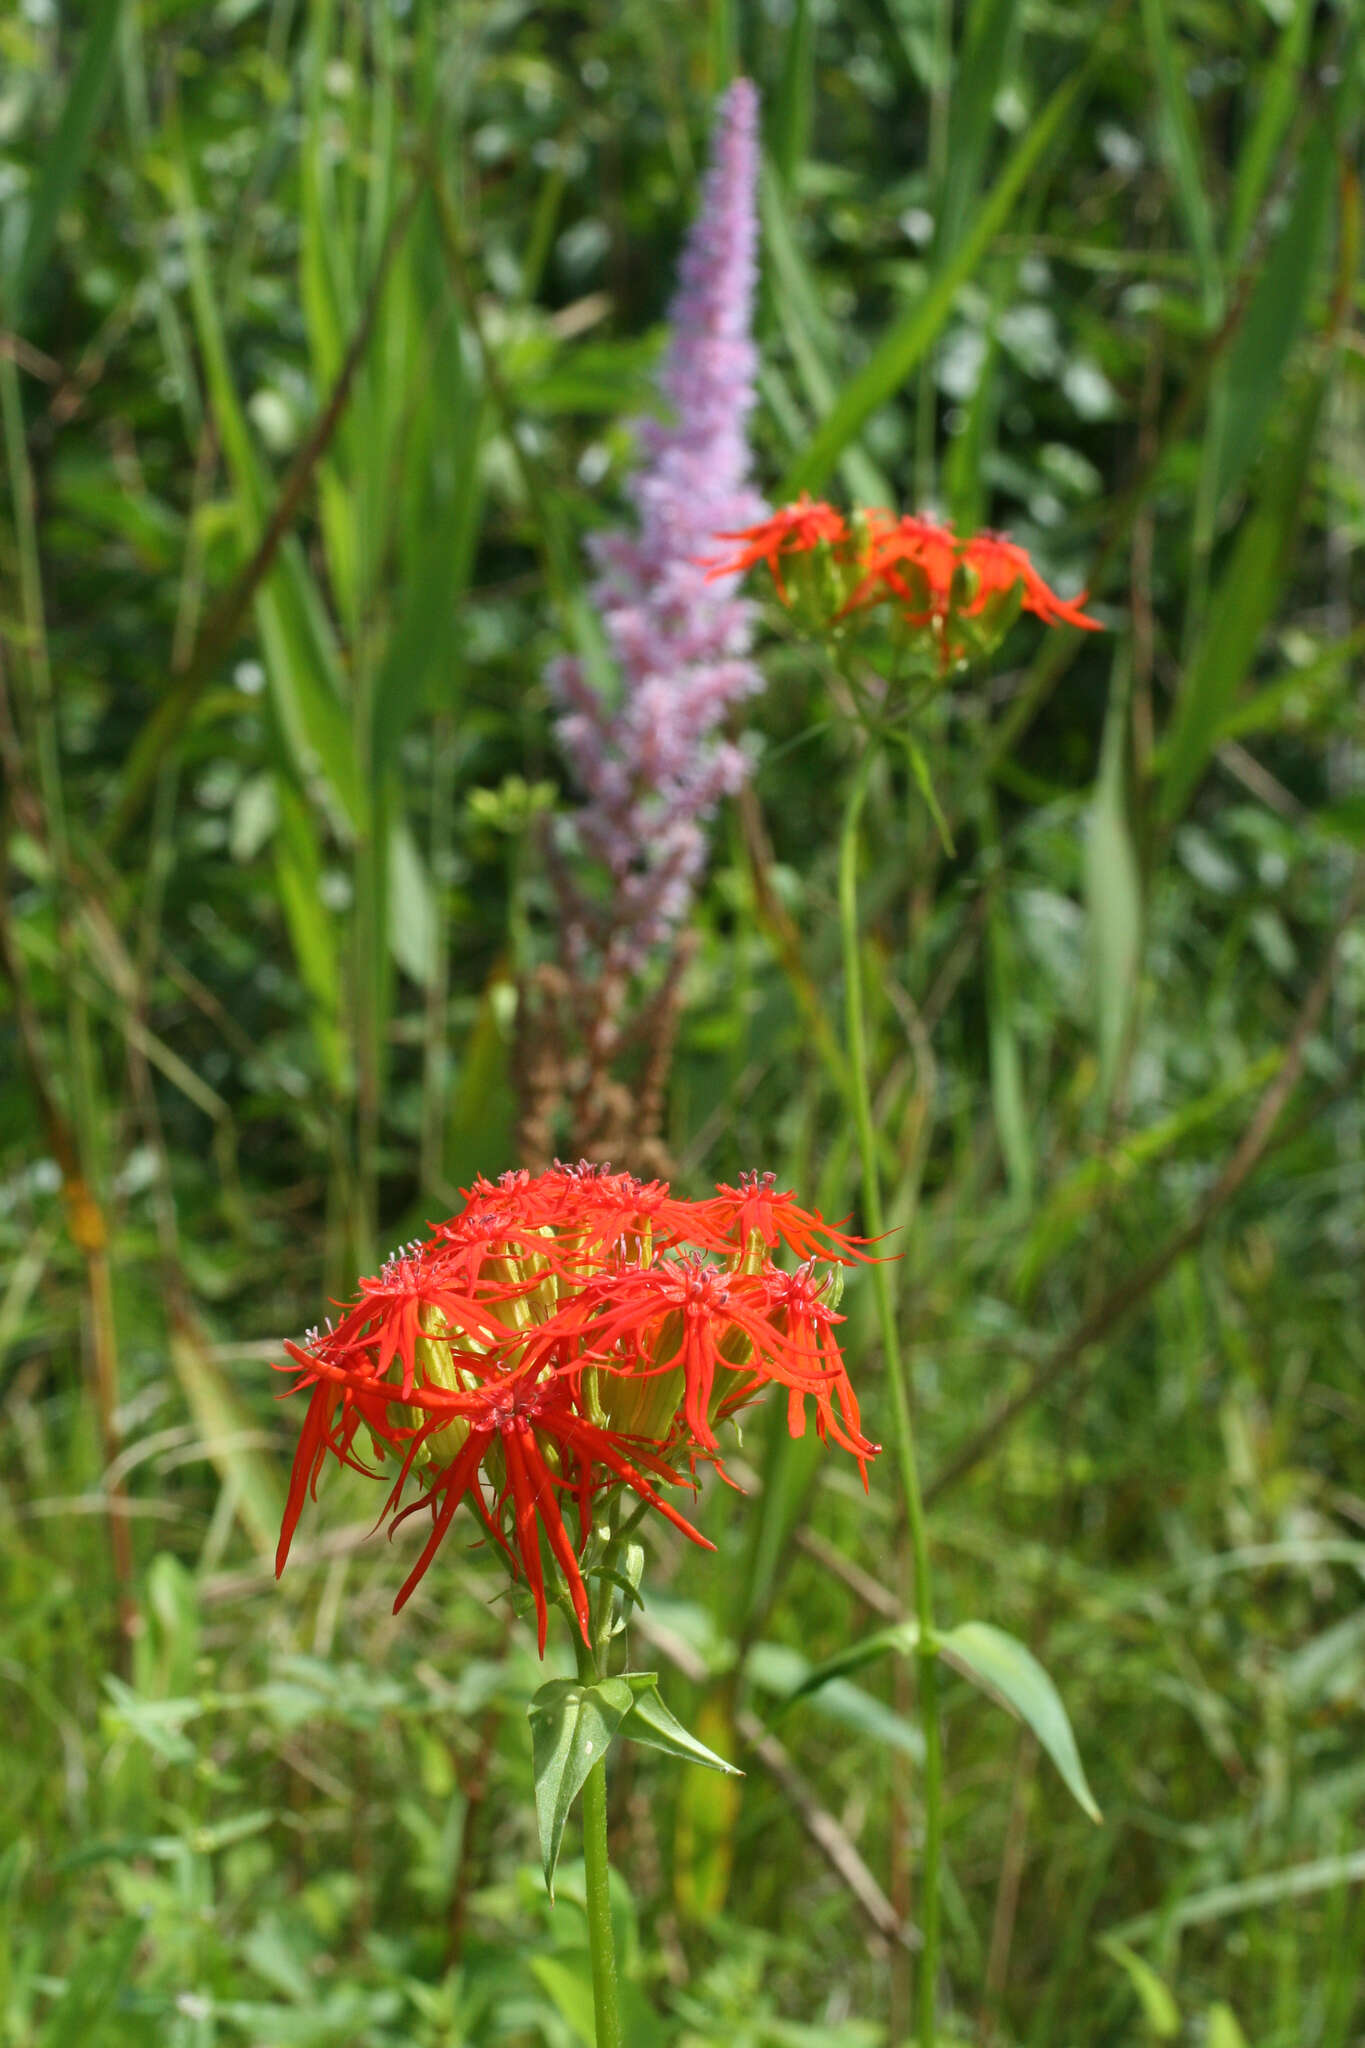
<box><xmin>2</xmin><ymin>1</ymin><xmax>1363</xmax><ymax>2041</ymax></box>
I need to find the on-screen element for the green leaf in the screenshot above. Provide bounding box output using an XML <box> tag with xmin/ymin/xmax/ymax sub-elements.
<box><xmin>1157</xmin><ymin>372</ymin><xmax>1327</xmax><ymax>823</ymax></box>
<box><xmin>937</xmin><ymin>1621</ymin><xmax>1101</xmax><ymax>1822</ymax></box>
<box><xmin>1141</xmin><ymin>0</ymin><xmax>1221</xmax><ymax>319</ymax></box>
<box><xmin>781</xmin><ymin>1617</ymin><xmax>1095</xmax><ymax>1816</ymax></box>
<box><xmin>620</xmin><ymin>1674</ymin><xmax>743</xmax><ymax>1775</ymax></box>
<box><xmin>528</xmin><ymin>1954</ymin><xmax>597</xmax><ymax>2048</ymax></box>
<box><xmin>770</xmin><ymin>0</ymin><xmax>814</xmax><ymax>187</ymax></box>
<box><xmin>936</xmin><ymin>0</ymin><xmax>1021</xmax><ymax>260</ymax></box>
<box><xmin>386</xmin><ymin>815</ymin><xmax>438</xmax><ymax>989</ymax></box>
<box><xmin>778</xmin><ymin>46</ymin><xmax>1104</xmax><ymax>497</ymax></box>
<box><xmin>1216</xmin><ymin>126</ymin><xmax>1336</xmax><ymax>511</ymax></box>
<box><xmin>4</xmin><ymin>0</ymin><xmax>126</xmax><ymax>326</ymax></box>
<box><xmin>1099</xmin><ymin>1936</ymin><xmax>1180</xmax><ymax>2037</ymax></box>
<box><xmin>36</xmin><ymin>1919</ymin><xmax>140</xmax><ymax>2048</ymax></box>
<box><xmin>1086</xmin><ymin>664</ymin><xmax>1142</xmax><ymax>1106</ymax></box>
<box><xmin>1206</xmin><ymin>2005</ymin><xmax>1250</xmax><ymax>2048</ymax></box>
<box><xmin>528</xmin><ymin>1677</ymin><xmax>633</xmax><ymax>1897</ymax></box>
<box><xmin>750</xmin><ymin>1638</ymin><xmax>924</xmax><ymax>1762</ymax></box>
<box><xmin>1108</xmin><ymin>1845</ymin><xmax>1365</xmax><ymax>1944</ymax></box>
<box><xmin>781</xmin><ymin>1621</ymin><xmax>921</xmax><ymax>1704</ymax></box>
<box><xmin>272</xmin><ymin>774</ymin><xmax>344</xmax><ymax>1092</ymax></box>
<box><xmin>1227</xmin><ymin>0</ymin><xmax>1314</xmax><ymax>260</ymax></box>
<box><xmin>759</xmin><ymin>167</ymin><xmax>892</xmax><ymax>507</ymax></box>
<box><xmin>167</xmin><ymin>1325</ymin><xmax>284</xmax><ymax>1565</ymax></box>
<box><xmin>985</xmin><ymin>887</ymin><xmax>1033</xmax><ymax>1203</ymax></box>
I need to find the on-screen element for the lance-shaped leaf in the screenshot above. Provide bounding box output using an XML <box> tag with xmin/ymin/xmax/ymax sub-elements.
<box><xmin>620</xmin><ymin>1674</ymin><xmax>743</xmax><ymax>1775</ymax></box>
<box><xmin>937</xmin><ymin>1620</ymin><xmax>1101</xmax><ymax>1823</ymax></box>
<box><xmin>782</xmin><ymin>1616</ymin><xmax>1099</xmax><ymax>1821</ymax></box>
<box><xmin>528</xmin><ymin>1677</ymin><xmax>633</xmax><ymax>1897</ymax></box>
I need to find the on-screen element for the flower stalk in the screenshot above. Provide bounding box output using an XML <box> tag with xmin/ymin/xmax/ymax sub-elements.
<box><xmin>839</xmin><ymin>748</ymin><xmax>942</xmax><ymax>2045</ymax></box>
<box><xmin>573</xmin><ymin>1511</ymin><xmax>632</xmax><ymax>2048</ymax></box>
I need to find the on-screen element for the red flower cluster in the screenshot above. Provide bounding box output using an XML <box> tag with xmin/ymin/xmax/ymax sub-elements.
<box><xmin>704</xmin><ymin>496</ymin><xmax>1101</xmax><ymax>651</ymax></box>
<box><xmin>275</xmin><ymin>1166</ymin><xmax>877</xmax><ymax>1652</ymax></box>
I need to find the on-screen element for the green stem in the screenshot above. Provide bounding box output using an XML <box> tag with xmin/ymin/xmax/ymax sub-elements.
<box><xmin>579</xmin><ymin>1748</ymin><xmax>622</xmax><ymax>2048</ymax></box>
<box><xmin>573</xmin><ymin>1517</ymin><xmax>626</xmax><ymax>2048</ymax></box>
<box><xmin>838</xmin><ymin>745</ymin><xmax>943</xmax><ymax>2045</ymax></box>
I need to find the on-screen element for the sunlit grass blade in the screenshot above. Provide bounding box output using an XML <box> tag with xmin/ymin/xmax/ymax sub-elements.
<box><xmin>778</xmin><ymin>42</ymin><xmax>1107</xmax><ymax>497</ymax></box>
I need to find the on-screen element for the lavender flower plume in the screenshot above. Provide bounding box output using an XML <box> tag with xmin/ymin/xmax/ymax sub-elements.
<box><xmin>549</xmin><ymin>77</ymin><xmax>766</xmax><ymax>980</ymax></box>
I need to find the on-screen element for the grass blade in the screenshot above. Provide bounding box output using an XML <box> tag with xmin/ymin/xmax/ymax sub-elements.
<box><xmin>4</xmin><ymin>0</ymin><xmax>125</xmax><ymax>326</ymax></box>
<box><xmin>1215</xmin><ymin>125</ymin><xmax>1336</xmax><ymax>511</ymax></box>
<box><xmin>1158</xmin><ymin>372</ymin><xmax>1327</xmax><ymax>823</ymax></box>
<box><xmin>778</xmin><ymin>42</ymin><xmax>1105</xmax><ymax>497</ymax></box>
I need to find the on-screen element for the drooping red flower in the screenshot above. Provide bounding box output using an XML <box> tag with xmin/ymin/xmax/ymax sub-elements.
<box><xmin>959</xmin><ymin>531</ymin><xmax>1101</xmax><ymax>633</ymax></box>
<box><xmin>274</xmin><ymin>1164</ymin><xmax>879</xmax><ymax>1654</ymax></box>
<box><xmin>701</xmin><ymin>493</ymin><xmax>848</xmax><ymax>599</ymax></box>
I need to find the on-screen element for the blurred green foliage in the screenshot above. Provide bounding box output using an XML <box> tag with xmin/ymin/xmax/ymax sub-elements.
<box><xmin>1</xmin><ymin>0</ymin><xmax>1364</xmax><ymax>2042</ymax></box>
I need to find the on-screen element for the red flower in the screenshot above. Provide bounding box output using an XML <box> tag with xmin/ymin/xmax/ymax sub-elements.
<box><xmin>839</xmin><ymin>511</ymin><xmax>960</xmax><ymax>625</ymax></box>
<box><xmin>701</xmin><ymin>494</ymin><xmax>848</xmax><ymax>599</ymax></box>
<box><xmin>960</xmin><ymin>532</ymin><xmax>1101</xmax><ymax>632</ymax></box>
<box><xmin>387</xmin><ymin>1375</ymin><xmax>710</xmax><ymax>1651</ymax></box>
<box><xmin>705</xmin><ymin>495</ymin><xmax>1103</xmax><ymax>658</ymax></box>
<box><xmin>274</xmin><ymin>1164</ymin><xmax>879</xmax><ymax>1654</ymax></box>
<box><xmin>690</xmin><ymin>1169</ymin><xmax>876</xmax><ymax>1265</ymax></box>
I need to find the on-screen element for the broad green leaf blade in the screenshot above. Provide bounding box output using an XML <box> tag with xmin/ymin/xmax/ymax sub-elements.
<box><xmin>938</xmin><ymin>1620</ymin><xmax>1101</xmax><ymax>1822</ymax></box>
<box><xmin>528</xmin><ymin>1677</ymin><xmax>633</xmax><ymax>1897</ymax></box>
<box><xmin>777</xmin><ymin>45</ymin><xmax>1103</xmax><ymax>497</ymax></box>
<box><xmin>1086</xmin><ymin>664</ymin><xmax>1142</xmax><ymax>1106</ymax></box>
<box><xmin>1099</xmin><ymin>1937</ymin><xmax>1180</xmax><ymax>2038</ymax></box>
<box><xmin>5</xmin><ymin>0</ymin><xmax>125</xmax><ymax>326</ymax></box>
<box><xmin>620</xmin><ymin>1674</ymin><xmax>743</xmax><ymax>1774</ymax></box>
